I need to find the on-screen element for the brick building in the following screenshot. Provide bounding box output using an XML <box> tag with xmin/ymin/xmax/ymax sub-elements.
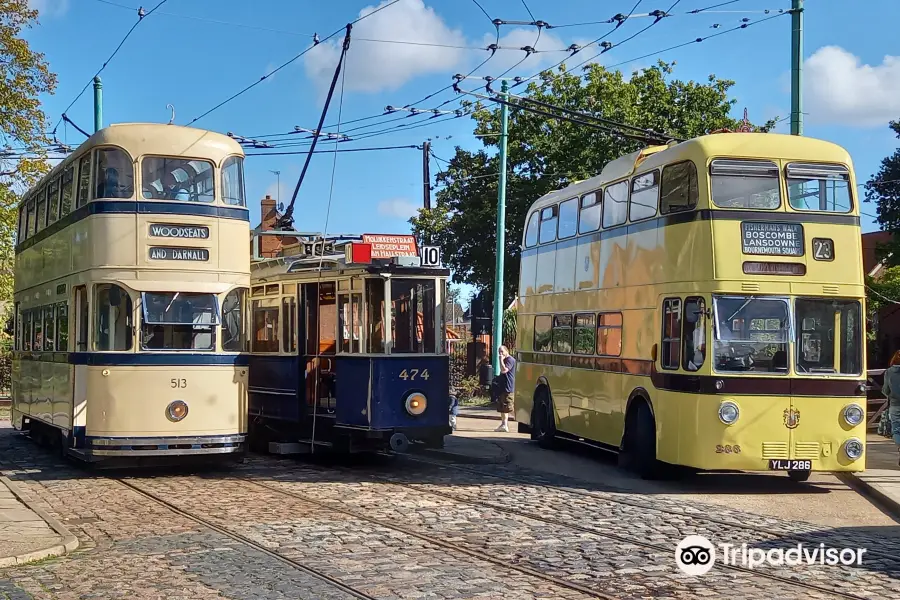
<box><xmin>255</xmin><ymin>195</ymin><xmax>298</xmax><ymax>259</ymax></box>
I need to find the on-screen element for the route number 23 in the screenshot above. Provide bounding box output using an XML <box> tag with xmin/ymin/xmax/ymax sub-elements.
<box><xmin>399</xmin><ymin>369</ymin><xmax>429</xmax><ymax>381</ymax></box>
<box><xmin>170</xmin><ymin>378</ymin><xmax>187</xmax><ymax>388</ymax></box>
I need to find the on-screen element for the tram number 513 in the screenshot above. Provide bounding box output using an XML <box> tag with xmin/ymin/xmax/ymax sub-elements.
<box><xmin>399</xmin><ymin>369</ymin><xmax>429</xmax><ymax>381</ymax></box>
<box><xmin>170</xmin><ymin>378</ymin><xmax>187</xmax><ymax>388</ymax></box>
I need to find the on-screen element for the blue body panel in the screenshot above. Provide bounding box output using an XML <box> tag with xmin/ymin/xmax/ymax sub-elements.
<box><xmin>248</xmin><ymin>355</ymin><xmax>302</xmax><ymax>421</ymax></box>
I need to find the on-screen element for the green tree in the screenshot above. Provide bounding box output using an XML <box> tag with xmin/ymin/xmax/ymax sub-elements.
<box><xmin>411</xmin><ymin>61</ymin><xmax>775</xmax><ymax>305</ymax></box>
<box><xmin>867</xmin><ymin>120</ymin><xmax>900</xmax><ymax>264</ymax></box>
<box><xmin>0</xmin><ymin>1</ymin><xmax>58</xmax><ymax>301</ymax></box>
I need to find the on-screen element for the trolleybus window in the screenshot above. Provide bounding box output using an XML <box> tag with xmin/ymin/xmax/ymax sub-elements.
<box><xmin>56</xmin><ymin>301</ymin><xmax>69</xmax><ymax>351</ymax></box>
<box><xmin>47</xmin><ymin>178</ymin><xmax>60</xmax><ymax>225</ymax></box>
<box><xmin>391</xmin><ymin>278</ymin><xmax>436</xmax><ymax>354</ymax></box>
<box><xmin>629</xmin><ymin>171</ymin><xmax>659</xmax><ymax>222</ymax></box>
<box><xmin>795</xmin><ymin>299</ymin><xmax>862</xmax><ymax>375</ymax></box>
<box><xmin>785</xmin><ymin>163</ymin><xmax>852</xmax><ymax>213</ymax></box>
<box><xmin>578</xmin><ymin>192</ymin><xmax>601</xmax><ymax>234</ymax></box>
<box><xmin>43</xmin><ymin>305</ymin><xmax>55</xmax><ymax>351</ymax></box>
<box><xmin>222</xmin><ymin>156</ymin><xmax>246</xmax><ymax>207</ymax></box>
<box><xmin>366</xmin><ymin>279</ymin><xmax>386</xmax><ymax>353</ymax></box>
<box><xmin>602</xmin><ymin>181</ymin><xmax>628</xmax><ymax>228</ymax></box>
<box><xmin>76</xmin><ymin>153</ymin><xmax>91</xmax><ymax>208</ymax></box>
<box><xmin>142</xmin><ymin>157</ymin><xmax>214</xmax><ymax>202</ymax></box>
<box><xmin>524</xmin><ymin>211</ymin><xmax>539</xmax><ymax>247</ymax></box>
<box><xmin>683</xmin><ymin>297</ymin><xmax>706</xmax><ymax>371</ymax></box>
<box><xmin>222</xmin><ymin>288</ymin><xmax>246</xmax><ymax>352</ymax></box>
<box><xmin>16</xmin><ymin>203</ymin><xmax>23</xmax><ymax>243</ymax></box>
<box><xmin>661</xmin><ymin>299</ymin><xmax>681</xmax><ymax>369</ymax></box>
<box><xmin>251</xmin><ymin>298</ymin><xmax>279</xmax><ymax>353</ymax></box>
<box><xmin>597</xmin><ymin>312</ymin><xmax>622</xmax><ymax>356</ymax></box>
<box><xmin>94</xmin><ymin>284</ymin><xmax>133</xmax><ymax>351</ymax></box>
<box><xmin>710</xmin><ymin>159</ymin><xmax>780</xmax><ymax>209</ymax></box>
<box><xmin>22</xmin><ymin>310</ymin><xmax>31</xmax><ymax>351</ymax></box>
<box><xmin>552</xmin><ymin>314</ymin><xmax>573</xmax><ymax>353</ymax></box>
<box><xmin>35</xmin><ymin>187</ymin><xmax>47</xmax><ymax>232</ymax></box>
<box><xmin>141</xmin><ymin>292</ymin><xmax>218</xmax><ymax>351</ymax></box>
<box><xmin>660</xmin><ymin>161</ymin><xmax>699</xmax><ymax>214</ymax></box>
<box><xmin>712</xmin><ymin>296</ymin><xmax>789</xmax><ymax>373</ymax></box>
<box><xmin>25</xmin><ymin>197</ymin><xmax>35</xmax><ymax>238</ymax></box>
<box><xmin>94</xmin><ymin>147</ymin><xmax>134</xmax><ymax>199</ymax></box>
<box><xmin>74</xmin><ymin>286</ymin><xmax>88</xmax><ymax>352</ymax></box>
<box><xmin>539</xmin><ymin>206</ymin><xmax>558</xmax><ymax>244</ymax></box>
<box><xmin>60</xmin><ymin>166</ymin><xmax>74</xmax><ymax>218</ymax></box>
<box><xmin>533</xmin><ymin>315</ymin><xmax>552</xmax><ymax>352</ymax></box>
<box><xmin>32</xmin><ymin>306</ymin><xmax>43</xmax><ymax>351</ymax></box>
<box><xmin>573</xmin><ymin>313</ymin><xmax>596</xmax><ymax>354</ymax></box>
<box><xmin>558</xmin><ymin>198</ymin><xmax>578</xmax><ymax>239</ymax></box>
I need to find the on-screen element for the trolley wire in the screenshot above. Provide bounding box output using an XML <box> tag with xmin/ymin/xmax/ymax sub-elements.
<box><xmin>245</xmin><ymin>144</ymin><xmax>421</xmax><ymax>157</ymax></box>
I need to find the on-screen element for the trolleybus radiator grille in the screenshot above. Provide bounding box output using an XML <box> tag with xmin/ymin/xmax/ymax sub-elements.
<box><xmin>761</xmin><ymin>442</ymin><xmax>789</xmax><ymax>459</ymax></box>
<box><xmin>792</xmin><ymin>441</ymin><xmax>820</xmax><ymax>459</ymax></box>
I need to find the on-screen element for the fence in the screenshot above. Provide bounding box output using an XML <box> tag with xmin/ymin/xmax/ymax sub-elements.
<box><xmin>866</xmin><ymin>369</ymin><xmax>888</xmax><ymax>430</ymax></box>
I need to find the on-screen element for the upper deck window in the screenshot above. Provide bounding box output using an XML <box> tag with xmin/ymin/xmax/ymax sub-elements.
<box><xmin>25</xmin><ymin>198</ymin><xmax>35</xmax><ymax>238</ymax></box>
<box><xmin>578</xmin><ymin>192</ymin><xmax>601</xmax><ymax>234</ymax></box>
<box><xmin>60</xmin><ymin>166</ymin><xmax>74</xmax><ymax>218</ymax></box>
<box><xmin>222</xmin><ymin>156</ymin><xmax>246</xmax><ymax>207</ymax></box>
<box><xmin>602</xmin><ymin>181</ymin><xmax>628</xmax><ymax>228</ymax></box>
<box><xmin>47</xmin><ymin>178</ymin><xmax>60</xmax><ymax>225</ymax></box>
<box><xmin>141</xmin><ymin>292</ymin><xmax>219</xmax><ymax>351</ymax></box>
<box><xmin>76</xmin><ymin>154</ymin><xmax>91</xmax><ymax>208</ymax></box>
<box><xmin>710</xmin><ymin>159</ymin><xmax>780</xmax><ymax>210</ymax></box>
<box><xmin>786</xmin><ymin>163</ymin><xmax>852</xmax><ymax>213</ymax></box>
<box><xmin>524</xmin><ymin>211</ymin><xmax>539</xmax><ymax>247</ymax></box>
<box><xmin>35</xmin><ymin>186</ymin><xmax>47</xmax><ymax>232</ymax></box>
<box><xmin>558</xmin><ymin>198</ymin><xmax>578</xmax><ymax>239</ymax></box>
<box><xmin>539</xmin><ymin>206</ymin><xmax>558</xmax><ymax>244</ymax></box>
<box><xmin>94</xmin><ymin>147</ymin><xmax>135</xmax><ymax>199</ymax></box>
<box><xmin>629</xmin><ymin>171</ymin><xmax>659</xmax><ymax>222</ymax></box>
<box><xmin>142</xmin><ymin>157</ymin><xmax>214</xmax><ymax>203</ymax></box>
<box><xmin>660</xmin><ymin>161</ymin><xmax>698</xmax><ymax>214</ymax></box>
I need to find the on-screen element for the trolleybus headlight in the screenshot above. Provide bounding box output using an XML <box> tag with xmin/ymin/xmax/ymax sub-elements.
<box><xmin>718</xmin><ymin>401</ymin><xmax>740</xmax><ymax>425</ymax></box>
<box><xmin>166</xmin><ymin>400</ymin><xmax>189</xmax><ymax>422</ymax></box>
<box><xmin>841</xmin><ymin>404</ymin><xmax>864</xmax><ymax>427</ymax></box>
<box><xmin>404</xmin><ymin>392</ymin><xmax>427</xmax><ymax>416</ymax></box>
<box><xmin>843</xmin><ymin>438</ymin><xmax>863</xmax><ymax>461</ymax></box>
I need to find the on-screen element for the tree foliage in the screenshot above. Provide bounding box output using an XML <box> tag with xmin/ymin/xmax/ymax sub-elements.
<box><xmin>867</xmin><ymin>120</ymin><xmax>900</xmax><ymax>265</ymax></box>
<box><xmin>411</xmin><ymin>61</ymin><xmax>775</xmax><ymax>304</ymax></box>
<box><xmin>0</xmin><ymin>1</ymin><xmax>57</xmax><ymax>301</ymax></box>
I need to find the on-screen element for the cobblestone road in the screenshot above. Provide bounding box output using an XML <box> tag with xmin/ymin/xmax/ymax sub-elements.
<box><xmin>1</xmin><ymin>428</ymin><xmax>899</xmax><ymax>600</ymax></box>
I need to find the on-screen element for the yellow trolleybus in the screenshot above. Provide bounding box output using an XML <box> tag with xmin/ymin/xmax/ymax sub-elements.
<box><xmin>515</xmin><ymin>132</ymin><xmax>866</xmax><ymax>480</ymax></box>
<box><xmin>11</xmin><ymin>123</ymin><xmax>251</xmax><ymax>462</ymax></box>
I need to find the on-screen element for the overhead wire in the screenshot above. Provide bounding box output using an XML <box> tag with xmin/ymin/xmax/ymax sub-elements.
<box><xmin>245</xmin><ymin>144</ymin><xmax>421</xmax><ymax>157</ymax></box>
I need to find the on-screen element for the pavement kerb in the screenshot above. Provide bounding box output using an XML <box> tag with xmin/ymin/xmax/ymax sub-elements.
<box><xmin>0</xmin><ymin>475</ymin><xmax>79</xmax><ymax>568</ymax></box>
<box><xmin>836</xmin><ymin>471</ymin><xmax>900</xmax><ymax>522</ymax></box>
<box><xmin>411</xmin><ymin>441</ymin><xmax>512</xmax><ymax>465</ymax></box>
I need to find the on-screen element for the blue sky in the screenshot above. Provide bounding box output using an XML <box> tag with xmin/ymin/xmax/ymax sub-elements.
<box><xmin>26</xmin><ymin>0</ymin><xmax>900</xmax><ymax>266</ymax></box>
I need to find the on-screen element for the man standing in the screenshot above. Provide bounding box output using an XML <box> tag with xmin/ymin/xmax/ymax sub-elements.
<box><xmin>495</xmin><ymin>345</ymin><xmax>516</xmax><ymax>433</ymax></box>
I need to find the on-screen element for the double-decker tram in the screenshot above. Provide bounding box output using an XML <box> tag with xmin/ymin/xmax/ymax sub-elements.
<box><xmin>10</xmin><ymin>123</ymin><xmax>251</xmax><ymax>463</ymax></box>
<box><xmin>515</xmin><ymin>132</ymin><xmax>867</xmax><ymax>480</ymax></box>
<box><xmin>247</xmin><ymin>233</ymin><xmax>451</xmax><ymax>454</ymax></box>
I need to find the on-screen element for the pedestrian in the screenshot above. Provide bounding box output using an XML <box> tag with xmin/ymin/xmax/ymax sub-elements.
<box><xmin>494</xmin><ymin>345</ymin><xmax>516</xmax><ymax>433</ymax></box>
<box><xmin>449</xmin><ymin>390</ymin><xmax>459</xmax><ymax>432</ymax></box>
<box><xmin>880</xmin><ymin>350</ymin><xmax>900</xmax><ymax>465</ymax></box>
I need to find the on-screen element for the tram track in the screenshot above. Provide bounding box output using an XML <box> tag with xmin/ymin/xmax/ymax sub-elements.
<box><xmin>240</xmin><ymin>471</ymin><xmax>871</xmax><ymax>600</ymax></box>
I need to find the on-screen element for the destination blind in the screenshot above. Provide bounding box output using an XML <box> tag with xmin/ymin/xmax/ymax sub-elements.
<box><xmin>741</xmin><ymin>222</ymin><xmax>804</xmax><ymax>256</ymax></box>
<box><xmin>149</xmin><ymin>246</ymin><xmax>209</xmax><ymax>261</ymax></box>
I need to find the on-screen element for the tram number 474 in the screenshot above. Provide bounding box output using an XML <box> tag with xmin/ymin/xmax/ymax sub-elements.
<box><xmin>399</xmin><ymin>369</ymin><xmax>430</xmax><ymax>381</ymax></box>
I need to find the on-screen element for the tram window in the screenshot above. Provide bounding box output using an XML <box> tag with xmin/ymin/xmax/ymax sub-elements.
<box><xmin>282</xmin><ymin>296</ymin><xmax>297</xmax><ymax>353</ymax></box>
<box><xmin>265</xmin><ymin>284</ymin><xmax>280</xmax><ymax>295</ymax></box>
<box><xmin>16</xmin><ymin>203</ymin><xmax>23</xmax><ymax>243</ymax></box>
<box><xmin>46</xmin><ymin>178</ymin><xmax>60</xmax><ymax>225</ymax></box>
<box><xmin>558</xmin><ymin>198</ymin><xmax>578</xmax><ymax>239</ymax></box>
<box><xmin>573</xmin><ymin>313</ymin><xmax>596</xmax><ymax>355</ymax></box>
<box><xmin>661</xmin><ymin>299</ymin><xmax>681</xmax><ymax>370</ymax></box>
<box><xmin>786</xmin><ymin>163</ymin><xmax>852</xmax><ymax>213</ymax></box>
<box><xmin>251</xmin><ymin>286</ymin><xmax>265</xmax><ymax>297</ymax></box>
<box><xmin>43</xmin><ymin>305</ymin><xmax>55</xmax><ymax>351</ymax></box>
<box><xmin>141</xmin><ymin>292</ymin><xmax>218</xmax><ymax>351</ymax></box>
<box><xmin>602</xmin><ymin>181</ymin><xmax>628</xmax><ymax>228</ymax></box>
<box><xmin>222</xmin><ymin>288</ymin><xmax>246</xmax><ymax>352</ymax></box>
<box><xmin>578</xmin><ymin>192</ymin><xmax>601</xmax><ymax>234</ymax></box>
<box><xmin>25</xmin><ymin>198</ymin><xmax>35</xmax><ymax>238</ymax></box>
<box><xmin>56</xmin><ymin>301</ymin><xmax>69</xmax><ymax>351</ymax></box>
<box><xmin>524</xmin><ymin>211</ymin><xmax>539</xmax><ymax>247</ymax></box>
<box><xmin>597</xmin><ymin>312</ymin><xmax>623</xmax><ymax>357</ymax></box>
<box><xmin>660</xmin><ymin>161</ymin><xmax>698</xmax><ymax>214</ymax></box>
<box><xmin>35</xmin><ymin>187</ymin><xmax>47</xmax><ymax>232</ymax></box>
<box><xmin>338</xmin><ymin>293</ymin><xmax>363</xmax><ymax>353</ymax></box>
<box><xmin>76</xmin><ymin>154</ymin><xmax>91</xmax><ymax>208</ymax></box>
<box><xmin>60</xmin><ymin>166</ymin><xmax>74</xmax><ymax>218</ymax></box>
<box><xmin>710</xmin><ymin>159</ymin><xmax>780</xmax><ymax>209</ymax></box>
<box><xmin>32</xmin><ymin>306</ymin><xmax>43</xmax><ymax>352</ymax></box>
<box><xmin>251</xmin><ymin>299</ymin><xmax>279</xmax><ymax>353</ymax></box>
<box><xmin>74</xmin><ymin>286</ymin><xmax>88</xmax><ymax>351</ymax></box>
<box><xmin>21</xmin><ymin>309</ymin><xmax>31</xmax><ymax>351</ymax></box>
<box><xmin>391</xmin><ymin>278</ymin><xmax>436</xmax><ymax>354</ymax></box>
<box><xmin>318</xmin><ymin>282</ymin><xmax>337</xmax><ymax>355</ymax></box>
<box><xmin>366</xmin><ymin>279</ymin><xmax>386</xmax><ymax>353</ymax></box>
<box><xmin>142</xmin><ymin>156</ymin><xmax>214</xmax><ymax>203</ymax></box>
<box><xmin>795</xmin><ymin>299</ymin><xmax>861</xmax><ymax>375</ymax></box>
<box><xmin>712</xmin><ymin>296</ymin><xmax>789</xmax><ymax>374</ymax></box>
<box><xmin>538</xmin><ymin>206</ymin><xmax>558</xmax><ymax>244</ymax></box>
<box><xmin>222</xmin><ymin>156</ymin><xmax>246</xmax><ymax>206</ymax></box>
<box><xmin>13</xmin><ymin>303</ymin><xmax>20</xmax><ymax>351</ymax></box>
<box><xmin>533</xmin><ymin>315</ymin><xmax>552</xmax><ymax>352</ymax></box>
<box><xmin>682</xmin><ymin>297</ymin><xmax>706</xmax><ymax>371</ymax></box>
<box><xmin>552</xmin><ymin>315</ymin><xmax>573</xmax><ymax>354</ymax></box>
<box><xmin>94</xmin><ymin>148</ymin><xmax>134</xmax><ymax>199</ymax></box>
<box><xmin>94</xmin><ymin>284</ymin><xmax>133</xmax><ymax>351</ymax></box>
<box><xmin>629</xmin><ymin>171</ymin><xmax>659</xmax><ymax>222</ymax></box>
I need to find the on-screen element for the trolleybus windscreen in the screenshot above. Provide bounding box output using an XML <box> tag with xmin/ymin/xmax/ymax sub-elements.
<box><xmin>141</xmin><ymin>292</ymin><xmax>220</xmax><ymax>351</ymax></box>
<box><xmin>795</xmin><ymin>299</ymin><xmax>862</xmax><ymax>375</ymax></box>
<box><xmin>713</xmin><ymin>296</ymin><xmax>789</xmax><ymax>373</ymax></box>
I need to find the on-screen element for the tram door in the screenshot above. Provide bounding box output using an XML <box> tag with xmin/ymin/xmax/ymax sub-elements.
<box><xmin>302</xmin><ymin>282</ymin><xmax>337</xmax><ymax>414</ymax></box>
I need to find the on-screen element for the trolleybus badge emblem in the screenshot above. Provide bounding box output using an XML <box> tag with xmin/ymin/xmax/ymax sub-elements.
<box><xmin>783</xmin><ymin>408</ymin><xmax>800</xmax><ymax>429</ymax></box>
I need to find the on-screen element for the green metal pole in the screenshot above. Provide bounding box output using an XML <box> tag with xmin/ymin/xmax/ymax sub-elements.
<box><xmin>790</xmin><ymin>0</ymin><xmax>803</xmax><ymax>135</ymax></box>
<box><xmin>93</xmin><ymin>76</ymin><xmax>103</xmax><ymax>132</ymax></box>
<box><xmin>492</xmin><ymin>80</ymin><xmax>509</xmax><ymax>377</ymax></box>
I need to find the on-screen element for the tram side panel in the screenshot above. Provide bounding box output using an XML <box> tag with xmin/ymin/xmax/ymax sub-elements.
<box><xmin>248</xmin><ymin>355</ymin><xmax>303</xmax><ymax>422</ymax></box>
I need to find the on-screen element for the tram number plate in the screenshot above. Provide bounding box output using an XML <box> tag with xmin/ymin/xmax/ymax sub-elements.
<box><xmin>768</xmin><ymin>459</ymin><xmax>811</xmax><ymax>471</ymax></box>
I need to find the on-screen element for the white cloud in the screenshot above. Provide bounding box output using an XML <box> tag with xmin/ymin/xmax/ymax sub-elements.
<box><xmin>805</xmin><ymin>45</ymin><xmax>900</xmax><ymax>127</ymax></box>
<box><xmin>377</xmin><ymin>198</ymin><xmax>419</xmax><ymax>219</ymax></box>
<box><xmin>304</xmin><ymin>0</ymin><xmax>466</xmax><ymax>94</ymax></box>
<box><xmin>28</xmin><ymin>0</ymin><xmax>68</xmax><ymax>17</ymax></box>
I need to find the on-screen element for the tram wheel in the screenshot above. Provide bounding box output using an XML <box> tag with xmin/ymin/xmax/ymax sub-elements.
<box><xmin>621</xmin><ymin>400</ymin><xmax>661</xmax><ymax>480</ymax></box>
<box><xmin>531</xmin><ymin>387</ymin><xmax>556</xmax><ymax>449</ymax></box>
<box><xmin>788</xmin><ymin>469</ymin><xmax>811</xmax><ymax>483</ymax></box>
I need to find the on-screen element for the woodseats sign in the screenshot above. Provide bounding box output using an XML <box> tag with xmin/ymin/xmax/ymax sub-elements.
<box><xmin>361</xmin><ymin>234</ymin><xmax>418</xmax><ymax>259</ymax></box>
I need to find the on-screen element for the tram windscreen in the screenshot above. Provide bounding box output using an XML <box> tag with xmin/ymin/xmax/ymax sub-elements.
<box><xmin>391</xmin><ymin>279</ymin><xmax>436</xmax><ymax>354</ymax></box>
<box><xmin>141</xmin><ymin>292</ymin><xmax>220</xmax><ymax>351</ymax></box>
<box><xmin>712</xmin><ymin>296</ymin><xmax>789</xmax><ymax>373</ymax></box>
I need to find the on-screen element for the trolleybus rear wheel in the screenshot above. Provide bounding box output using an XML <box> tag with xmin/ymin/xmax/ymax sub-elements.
<box><xmin>788</xmin><ymin>469</ymin><xmax>810</xmax><ymax>482</ymax></box>
<box><xmin>531</xmin><ymin>387</ymin><xmax>556</xmax><ymax>449</ymax></box>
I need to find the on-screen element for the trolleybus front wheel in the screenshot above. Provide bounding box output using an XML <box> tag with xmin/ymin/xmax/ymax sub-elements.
<box><xmin>620</xmin><ymin>400</ymin><xmax>662</xmax><ymax>480</ymax></box>
<box><xmin>531</xmin><ymin>387</ymin><xmax>556</xmax><ymax>449</ymax></box>
<box><xmin>788</xmin><ymin>469</ymin><xmax>811</xmax><ymax>482</ymax></box>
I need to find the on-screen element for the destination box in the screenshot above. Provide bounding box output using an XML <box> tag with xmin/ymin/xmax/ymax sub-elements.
<box><xmin>741</xmin><ymin>222</ymin><xmax>803</xmax><ymax>256</ymax></box>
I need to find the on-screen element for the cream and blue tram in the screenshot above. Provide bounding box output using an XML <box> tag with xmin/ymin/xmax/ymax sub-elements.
<box><xmin>11</xmin><ymin>123</ymin><xmax>251</xmax><ymax>462</ymax></box>
<box><xmin>247</xmin><ymin>236</ymin><xmax>451</xmax><ymax>453</ymax></box>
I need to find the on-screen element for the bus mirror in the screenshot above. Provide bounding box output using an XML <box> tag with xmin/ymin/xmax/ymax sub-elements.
<box><xmin>650</xmin><ymin>343</ymin><xmax>658</xmax><ymax>362</ymax></box>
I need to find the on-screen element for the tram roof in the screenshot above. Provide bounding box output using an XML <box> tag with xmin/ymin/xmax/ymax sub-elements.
<box><xmin>528</xmin><ymin>132</ymin><xmax>854</xmax><ymax>213</ymax></box>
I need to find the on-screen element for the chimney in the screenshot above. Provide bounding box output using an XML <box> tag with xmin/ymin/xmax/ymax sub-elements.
<box><xmin>259</xmin><ymin>195</ymin><xmax>282</xmax><ymax>258</ymax></box>
<box><xmin>261</xmin><ymin>195</ymin><xmax>277</xmax><ymax>232</ymax></box>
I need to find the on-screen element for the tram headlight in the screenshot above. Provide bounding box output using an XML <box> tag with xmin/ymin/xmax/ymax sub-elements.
<box><xmin>718</xmin><ymin>401</ymin><xmax>740</xmax><ymax>425</ymax></box>
<box><xmin>166</xmin><ymin>400</ymin><xmax>189</xmax><ymax>422</ymax></box>
<box><xmin>843</xmin><ymin>438</ymin><xmax>863</xmax><ymax>461</ymax></box>
<box><xmin>404</xmin><ymin>392</ymin><xmax>427</xmax><ymax>416</ymax></box>
<box><xmin>841</xmin><ymin>404</ymin><xmax>864</xmax><ymax>427</ymax></box>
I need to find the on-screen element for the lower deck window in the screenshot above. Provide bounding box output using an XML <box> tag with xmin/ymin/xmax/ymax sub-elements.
<box><xmin>391</xmin><ymin>278</ymin><xmax>436</xmax><ymax>354</ymax></box>
<box><xmin>141</xmin><ymin>292</ymin><xmax>219</xmax><ymax>351</ymax></box>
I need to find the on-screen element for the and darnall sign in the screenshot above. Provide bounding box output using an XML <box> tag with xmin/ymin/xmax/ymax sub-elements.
<box><xmin>149</xmin><ymin>223</ymin><xmax>210</xmax><ymax>239</ymax></box>
<box><xmin>361</xmin><ymin>234</ymin><xmax>418</xmax><ymax>258</ymax></box>
<box><xmin>149</xmin><ymin>246</ymin><xmax>210</xmax><ymax>261</ymax></box>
